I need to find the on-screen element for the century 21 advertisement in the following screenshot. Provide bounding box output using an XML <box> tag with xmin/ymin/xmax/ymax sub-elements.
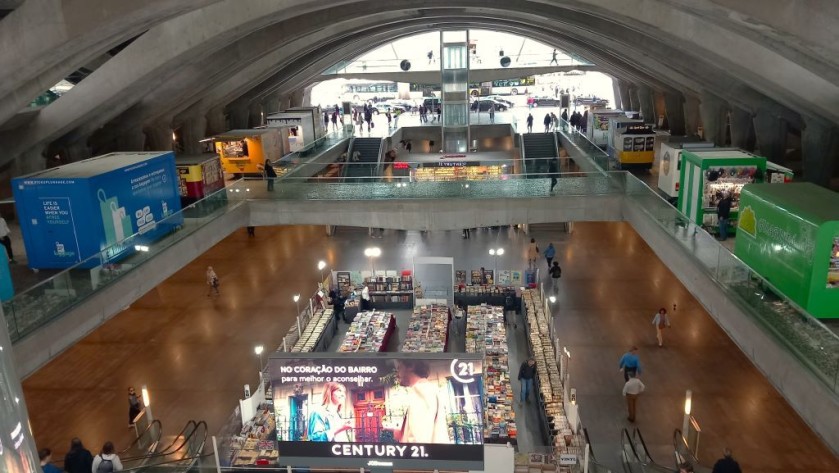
<box><xmin>269</xmin><ymin>353</ymin><xmax>485</xmax><ymax>470</ymax></box>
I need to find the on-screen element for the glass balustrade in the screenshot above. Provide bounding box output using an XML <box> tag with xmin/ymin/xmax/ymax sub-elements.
<box><xmin>4</xmin><ymin>141</ymin><xmax>837</xmax><ymax>397</ymax></box>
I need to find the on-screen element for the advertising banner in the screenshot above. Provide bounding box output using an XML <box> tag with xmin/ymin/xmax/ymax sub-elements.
<box><xmin>269</xmin><ymin>353</ymin><xmax>484</xmax><ymax>470</ymax></box>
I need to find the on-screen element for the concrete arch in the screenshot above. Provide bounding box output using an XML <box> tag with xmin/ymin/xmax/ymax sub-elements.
<box><xmin>1</xmin><ymin>0</ymin><xmax>837</xmax><ymax>171</ymax></box>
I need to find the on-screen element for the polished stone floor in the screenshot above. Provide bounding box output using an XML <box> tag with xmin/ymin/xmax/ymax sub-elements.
<box><xmin>20</xmin><ymin>223</ymin><xmax>839</xmax><ymax>472</ymax></box>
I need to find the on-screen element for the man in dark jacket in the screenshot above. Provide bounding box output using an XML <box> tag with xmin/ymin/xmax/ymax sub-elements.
<box><xmin>330</xmin><ymin>289</ymin><xmax>347</xmax><ymax>333</ymax></box>
<box><xmin>717</xmin><ymin>193</ymin><xmax>733</xmax><ymax>241</ymax></box>
<box><xmin>711</xmin><ymin>448</ymin><xmax>742</xmax><ymax>473</ymax></box>
<box><xmin>517</xmin><ymin>358</ymin><xmax>537</xmax><ymax>404</ymax></box>
<box><xmin>64</xmin><ymin>438</ymin><xmax>94</xmax><ymax>473</ymax></box>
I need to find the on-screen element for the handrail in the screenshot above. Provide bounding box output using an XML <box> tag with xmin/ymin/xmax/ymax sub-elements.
<box><xmin>583</xmin><ymin>427</ymin><xmax>597</xmax><ymax>461</ymax></box>
<box><xmin>621</xmin><ymin>428</ymin><xmax>644</xmax><ymax>472</ymax></box>
<box><xmin>122</xmin><ymin>420</ymin><xmax>196</xmax><ymax>463</ymax></box>
<box><xmin>157</xmin><ymin>420</ymin><xmax>197</xmax><ymax>456</ymax></box>
<box><xmin>120</xmin><ymin>419</ymin><xmax>162</xmax><ymax>456</ymax></box>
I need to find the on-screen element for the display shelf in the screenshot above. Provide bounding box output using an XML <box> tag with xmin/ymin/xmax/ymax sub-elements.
<box><xmin>465</xmin><ymin>305</ymin><xmax>517</xmax><ymax>441</ymax></box>
<box><xmin>401</xmin><ymin>304</ymin><xmax>450</xmax><ymax>352</ymax></box>
<box><xmin>337</xmin><ymin>311</ymin><xmax>396</xmax><ymax>352</ymax></box>
<box><xmin>291</xmin><ymin>308</ymin><xmax>333</xmax><ymax>352</ymax></box>
<box><xmin>522</xmin><ymin>289</ymin><xmax>583</xmax><ymax>459</ymax></box>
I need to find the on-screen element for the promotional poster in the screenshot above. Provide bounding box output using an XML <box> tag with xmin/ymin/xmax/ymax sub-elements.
<box><xmin>269</xmin><ymin>353</ymin><xmax>485</xmax><ymax>470</ymax></box>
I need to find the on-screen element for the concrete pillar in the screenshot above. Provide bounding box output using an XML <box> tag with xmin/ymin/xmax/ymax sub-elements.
<box><xmin>684</xmin><ymin>95</ymin><xmax>701</xmax><ymax>137</ymax></box>
<box><xmin>637</xmin><ymin>86</ymin><xmax>656</xmax><ymax>125</ymax></box>
<box><xmin>618</xmin><ymin>80</ymin><xmax>632</xmax><ymax>111</ymax></box>
<box><xmin>14</xmin><ymin>147</ymin><xmax>46</xmax><ymax>175</ymax></box>
<box><xmin>699</xmin><ymin>92</ymin><xmax>728</xmax><ymax>146</ymax></box>
<box><xmin>289</xmin><ymin>90</ymin><xmax>304</xmax><ymax>108</ymax></box>
<box><xmin>628</xmin><ymin>86</ymin><xmax>641</xmax><ymax>112</ymax></box>
<box><xmin>611</xmin><ymin>81</ymin><xmax>622</xmax><ymax>111</ymax></box>
<box><xmin>279</xmin><ymin>94</ymin><xmax>292</xmax><ymax>111</ymax></box>
<box><xmin>228</xmin><ymin>103</ymin><xmax>249</xmax><ymax>129</ymax></box>
<box><xmin>116</xmin><ymin>129</ymin><xmax>147</xmax><ymax>151</ymax></box>
<box><xmin>248</xmin><ymin>102</ymin><xmax>262</xmax><ymax>128</ymax></box>
<box><xmin>261</xmin><ymin>91</ymin><xmax>282</xmax><ymax>117</ymax></box>
<box><xmin>753</xmin><ymin>110</ymin><xmax>787</xmax><ymax>165</ymax></box>
<box><xmin>206</xmin><ymin>108</ymin><xmax>227</xmax><ymax>135</ymax></box>
<box><xmin>144</xmin><ymin>123</ymin><xmax>173</xmax><ymax>151</ymax></box>
<box><xmin>181</xmin><ymin>115</ymin><xmax>207</xmax><ymax>155</ymax></box>
<box><xmin>63</xmin><ymin>141</ymin><xmax>92</xmax><ymax>163</ymax></box>
<box><xmin>664</xmin><ymin>92</ymin><xmax>686</xmax><ymax>136</ymax></box>
<box><xmin>801</xmin><ymin>117</ymin><xmax>837</xmax><ymax>187</ymax></box>
<box><xmin>729</xmin><ymin>107</ymin><xmax>754</xmax><ymax>150</ymax></box>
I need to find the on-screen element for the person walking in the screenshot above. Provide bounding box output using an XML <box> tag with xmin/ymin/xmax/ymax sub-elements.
<box><xmin>549</xmin><ymin>261</ymin><xmax>562</xmax><ymax>292</ymax></box>
<box><xmin>64</xmin><ymin>438</ymin><xmax>94</xmax><ymax>473</ymax></box>
<box><xmin>717</xmin><ymin>192</ymin><xmax>733</xmax><ymax>241</ymax></box>
<box><xmin>331</xmin><ymin>111</ymin><xmax>339</xmax><ymax>131</ymax></box>
<box><xmin>517</xmin><ymin>358</ymin><xmax>536</xmax><ymax>404</ymax></box>
<box><xmin>323</xmin><ymin>111</ymin><xmax>329</xmax><ymax>130</ymax></box>
<box><xmin>527</xmin><ymin>238</ymin><xmax>539</xmax><ymax>270</ymax></box>
<box><xmin>622</xmin><ymin>371</ymin><xmax>645</xmax><ymax>422</ymax></box>
<box><xmin>435</xmin><ymin>106</ymin><xmax>442</xmax><ymax>123</ymax></box>
<box><xmin>618</xmin><ymin>346</ymin><xmax>642</xmax><ymax>381</ymax></box>
<box><xmin>548</xmin><ymin>158</ymin><xmax>559</xmax><ymax>193</ymax></box>
<box><xmin>264</xmin><ymin>159</ymin><xmax>277</xmax><ymax>191</ymax></box>
<box><xmin>651</xmin><ymin>308</ymin><xmax>670</xmax><ymax>347</ymax></box>
<box><xmin>550</xmin><ymin>48</ymin><xmax>558</xmax><ymax>65</ymax></box>
<box><xmin>39</xmin><ymin>449</ymin><xmax>62</xmax><ymax>473</ymax></box>
<box><xmin>0</xmin><ymin>216</ymin><xmax>13</xmax><ymax>263</ymax></box>
<box><xmin>544</xmin><ymin>243</ymin><xmax>556</xmax><ymax>268</ymax></box>
<box><xmin>488</xmin><ymin>104</ymin><xmax>495</xmax><ymax>123</ymax></box>
<box><xmin>386</xmin><ymin>111</ymin><xmax>392</xmax><ymax>128</ymax></box>
<box><xmin>361</xmin><ymin>283</ymin><xmax>371</xmax><ymax>311</ymax></box>
<box><xmin>329</xmin><ymin>288</ymin><xmax>347</xmax><ymax>330</ymax></box>
<box><xmin>526</xmin><ymin>113</ymin><xmax>534</xmax><ymax>133</ymax></box>
<box><xmin>561</xmin><ymin>109</ymin><xmax>568</xmax><ymax>123</ymax></box>
<box><xmin>543</xmin><ymin>113</ymin><xmax>552</xmax><ymax>133</ymax></box>
<box><xmin>92</xmin><ymin>442</ymin><xmax>123</xmax><ymax>473</ymax></box>
<box><xmin>127</xmin><ymin>387</ymin><xmax>142</xmax><ymax>427</ymax></box>
<box><xmin>711</xmin><ymin>448</ymin><xmax>742</xmax><ymax>473</ymax></box>
<box><xmin>551</xmin><ymin>112</ymin><xmax>559</xmax><ymax>130</ymax></box>
<box><xmin>206</xmin><ymin>266</ymin><xmax>220</xmax><ymax>296</ymax></box>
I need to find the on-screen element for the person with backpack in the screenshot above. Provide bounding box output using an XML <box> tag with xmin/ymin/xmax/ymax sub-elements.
<box><xmin>64</xmin><ymin>438</ymin><xmax>94</xmax><ymax>473</ymax></box>
<box><xmin>544</xmin><ymin>242</ymin><xmax>557</xmax><ymax>268</ymax></box>
<box><xmin>91</xmin><ymin>442</ymin><xmax>123</xmax><ymax>473</ymax></box>
<box><xmin>651</xmin><ymin>308</ymin><xmax>670</xmax><ymax>347</ymax></box>
<box><xmin>549</xmin><ymin>261</ymin><xmax>562</xmax><ymax>292</ymax></box>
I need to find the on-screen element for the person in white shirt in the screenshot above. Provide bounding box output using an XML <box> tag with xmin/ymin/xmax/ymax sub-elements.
<box><xmin>361</xmin><ymin>283</ymin><xmax>371</xmax><ymax>311</ymax></box>
<box><xmin>622</xmin><ymin>371</ymin><xmax>645</xmax><ymax>422</ymax></box>
<box><xmin>0</xmin><ymin>216</ymin><xmax>13</xmax><ymax>262</ymax></box>
<box><xmin>651</xmin><ymin>308</ymin><xmax>670</xmax><ymax>347</ymax></box>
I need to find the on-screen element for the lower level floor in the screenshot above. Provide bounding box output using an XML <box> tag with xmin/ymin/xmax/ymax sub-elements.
<box><xmin>19</xmin><ymin>223</ymin><xmax>839</xmax><ymax>472</ymax></box>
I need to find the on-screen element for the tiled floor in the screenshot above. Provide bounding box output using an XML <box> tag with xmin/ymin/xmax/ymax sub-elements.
<box><xmin>19</xmin><ymin>223</ymin><xmax>839</xmax><ymax>472</ymax></box>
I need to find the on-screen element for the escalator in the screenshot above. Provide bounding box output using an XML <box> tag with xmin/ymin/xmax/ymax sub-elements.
<box><xmin>121</xmin><ymin>420</ymin><xmax>208</xmax><ymax>473</ymax></box>
<box><xmin>673</xmin><ymin>429</ymin><xmax>712</xmax><ymax>473</ymax></box>
<box><xmin>583</xmin><ymin>427</ymin><xmax>615</xmax><ymax>473</ymax></box>
<box><xmin>119</xmin><ymin>419</ymin><xmax>163</xmax><ymax>461</ymax></box>
<box><xmin>621</xmin><ymin>428</ymin><xmax>675</xmax><ymax>473</ymax></box>
<box><xmin>343</xmin><ymin>137</ymin><xmax>383</xmax><ymax>182</ymax></box>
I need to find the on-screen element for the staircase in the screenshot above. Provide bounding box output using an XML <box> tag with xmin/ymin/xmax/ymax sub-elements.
<box><xmin>344</xmin><ymin>137</ymin><xmax>383</xmax><ymax>181</ymax></box>
<box><xmin>522</xmin><ymin>132</ymin><xmax>558</xmax><ymax>176</ymax></box>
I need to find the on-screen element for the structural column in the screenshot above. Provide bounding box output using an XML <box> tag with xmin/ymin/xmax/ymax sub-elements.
<box><xmin>180</xmin><ymin>115</ymin><xmax>208</xmax><ymax>155</ymax></box>
<box><xmin>288</xmin><ymin>90</ymin><xmax>304</xmax><ymax>109</ymax></box>
<box><xmin>801</xmin><ymin>117</ymin><xmax>837</xmax><ymax>187</ymax></box>
<box><xmin>261</xmin><ymin>91</ymin><xmax>282</xmax><ymax>117</ymax></box>
<box><xmin>205</xmin><ymin>108</ymin><xmax>227</xmax><ymax>136</ymax></box>
<box><xmin>753</xmin><ymin>110</ymin><xmax>787</xmax><ymax>165</ymax></box>
<box><xmin>115</xmin><ymin>129</ymin><xmax>147</xmax><ymax>152</ymax></box>
<box><xmin>618</xmin><ymin>80</ymin><xmax>632</xmax><ymax>111</ymax></box>
<box><xmin>628</xmin><ymin>86</ymin><xmax>641</xmax><ymax>113</ymax></box>
<box><xmin>729</xmin><ymin>107</ymin><xmax>754</xmax><ymax>150</ymax></box>
<box><xmin>248</xmin><ymin>102</ymin><xmax>262</xmax><ymax>128</ymax></box>
<box><xmin>683</xmin><ymin>95</ymin><xmax>701</xmax><ymax>137</ymax></box>
<box><xmin>144</xmin><ymin>122</ymin><xmax>174</xmax><ymax>152</ymax></box>
<box><xmin>637</xmin><ymin>85</ymin><xmax>656</xmax><ymax>125</ymax></box>
<box><xmin>699</xmin><ymin>92</ymin><xmax>728</xmax><ymax>146</ymax></box>
<box><xmin>664</xmin><ymin>92</ymin><xmax>686</xmax><ymax>136</ymax></box>
<box><xmin>227</xmin><ymin>101</ymin><xmax>250</xmax><ymax>129</ymax></box>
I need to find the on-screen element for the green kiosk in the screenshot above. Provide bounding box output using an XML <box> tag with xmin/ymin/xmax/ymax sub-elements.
<box><xmin>677</xmin><ymin>150</ymin><xmax>767</xmax><ymax>233</ymax></box>
<box><xmin>735</xmin><ymin>183</ymin><xmax>839</xmax><ymax>318</ymax></box>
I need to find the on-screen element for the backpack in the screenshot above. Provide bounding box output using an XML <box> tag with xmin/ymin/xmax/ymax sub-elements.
<box><xmin>97</xmin><ymin>457</ymin><xmax>114</xmax><ymax>473</ymax></box>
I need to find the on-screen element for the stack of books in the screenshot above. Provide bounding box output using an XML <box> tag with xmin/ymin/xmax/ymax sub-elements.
<box><xmin>401</xmin><ymin>304</ymin><xmax>450</xmax><ymax>352</ymax></box>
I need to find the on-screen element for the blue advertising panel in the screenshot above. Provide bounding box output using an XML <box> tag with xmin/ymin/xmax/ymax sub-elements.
<box><xmin>0</xmin><ymin>246</ymin><xmax>14</xmax><ymax>301</ymax></box>
<box><xmin>90</xmin><ymin>153</ymin><xmax>183</xmax><ymax>260</ymax></box>
<box><xmin>12</xmin><ymin>152</ymin><xmax>183</xmax><ymax>269</ymax></box>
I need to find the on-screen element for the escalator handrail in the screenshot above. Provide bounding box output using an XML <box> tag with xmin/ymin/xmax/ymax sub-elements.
<box><xmin>633</xmin><ymin>428</ymin><xmax>674</xmax><ymax>471</ymax></box>
<box><xmin>621</xmin><ymin>428</ymin><xmax>643</xmax><ymax>466</ymax></box>
<box><xmin>121</xmin><ymin>420</ymin><xmax>197</xmax><ymax>463</ymax></box>
<box><xmin>583</xmin><ymin>427</ymin><xmax>597</xmax><ymax>461</ymax></box>
<box><xmin>156</xmin><ymin>420</ymin><xmax>198</xmax><ymax>456</ymax></box>
<box><xmin>119</xmin><ymin>419</ymin><xmax>163</xmax><ymax>456</ymax></box>
<box><xmin>186</xmin><ymin>421</ymin><xmax>208</xmax><ymax>457</ymax></box>
<box><xmin>118</xmin><ymin>452</ymin><xmax>216</xmax><ymax>473</ymax></box>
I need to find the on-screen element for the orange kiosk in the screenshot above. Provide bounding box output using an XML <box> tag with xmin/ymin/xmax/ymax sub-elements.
<box><xmin>209</xmin><ymin>129</ymin><xmax>289</xmax><ymax>176</ymax></box>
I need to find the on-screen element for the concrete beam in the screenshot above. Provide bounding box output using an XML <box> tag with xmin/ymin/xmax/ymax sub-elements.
<box><xmin>729</xmin><ymin>106</ymin><xmax>755</xmax><ymax>151</ymax></box>
<box><xmin>801</xmin><ymin>117</ymin><xmax>838</xmax><ymax>187</ymax></box>
<box><xmin>664</xmin><ymin>92</ymin><xmax>686</xmax><ymax>136</ymax></box>
<box><xmin>753</xmin><ymin>110</ymin><xmax>787</xmax><ymax>165</ymax></box>
<box><xmin>699</xmin><ymin>92</ymin><xmax>729</xmax><ymax>146</ymax></box>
